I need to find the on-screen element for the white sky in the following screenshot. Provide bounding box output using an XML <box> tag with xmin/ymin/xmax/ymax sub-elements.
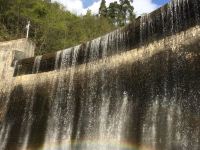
<box><xmin>52</xmin><ymin>0</ymin><xmax>159</xmax><ymax>16</ymax></box>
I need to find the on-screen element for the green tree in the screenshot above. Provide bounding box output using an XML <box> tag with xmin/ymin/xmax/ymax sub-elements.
<box><xmin>107</xmin><ymin>1</ymin><xmax>120</xmax><ymax>26</ymax></box>
<box><xmin>119</xmin><ymin>0</ymin><xmax>135</xmax><ymax>25</ymax></box>
<box><xmin>106</xmin><ymin>0</ymin><xmax>135</xmax><ymax>27</ymax></box>
<box><xmin>99</xmin><ymin>0</ymin><xmax>107</xmax><ymax>18</ymax></box>
<box><xmin>0</xmin><ymin>0</ymin><xmax>115</xmax><ymax>55</ymax></box>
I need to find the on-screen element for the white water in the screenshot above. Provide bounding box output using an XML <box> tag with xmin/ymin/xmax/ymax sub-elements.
<box><xmin>0</xmin><ymin>0</ymin><xmax>200</xmax><ymax>150</ymax></box>
<box><xmin>32</xmin><ymin>56</ymin><xmax>42</xmax><ymax>73</ymax></box>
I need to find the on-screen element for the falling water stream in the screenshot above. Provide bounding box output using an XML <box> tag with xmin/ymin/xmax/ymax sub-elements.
<box><xmin>0</xmin><ymin>0</ymin><xmax>200</xmax><ymax>150</ymax></box>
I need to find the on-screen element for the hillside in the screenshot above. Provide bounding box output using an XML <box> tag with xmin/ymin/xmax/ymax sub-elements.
<box><xmin>0</xmin><ymin>0</ymin><xmax>116</xmax><ymax>55</ymax></box>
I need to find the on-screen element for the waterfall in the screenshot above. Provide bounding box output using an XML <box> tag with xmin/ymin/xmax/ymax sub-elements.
<box><xmin>0</xmin><ymin>0</ymin><xmax>200</xmax><ymax>150</ymax></box>
<box><xmin>32</xmin><ymin>56</ymin><xmax>42</xmax><ymax>73</ymax></box>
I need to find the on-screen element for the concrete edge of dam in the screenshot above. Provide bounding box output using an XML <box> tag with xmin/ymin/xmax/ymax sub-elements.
<box><xmin>12</xmin><ymin>0</ymin><xmax>200</xmax><ymax>77</ymax></box>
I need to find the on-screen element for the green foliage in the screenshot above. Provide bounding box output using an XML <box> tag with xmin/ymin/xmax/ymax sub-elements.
<box><xmin>119</xmin><ymin>0</ymin><xmax>135</xmax><ymax>25</ymax></box>
<box><xmin>108</xmin><ymin>2</ymin><xmax>121</xmax><ymax>26</ymax></box>
<box><xmin>99</xmin><ymin>0</ymin><xmax>135</xmax><ymax>27</ymax></box>
<box><xmin>0</xmin><ymin>0</ymin><xmax>115</xmax><ymax>55</ymax></box>
<box><xmin>0</xmin><ymin>0</ymin><xmax>135</xmax><ymax>55</ymax></box>
<box><xmin>99</xmin><ymin>0</ymin><xmax>107</xmax><ymax>18</ymax></box>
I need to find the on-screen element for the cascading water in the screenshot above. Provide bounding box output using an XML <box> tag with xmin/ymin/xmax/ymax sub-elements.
<box><xmin>32</xmin><ymin>56</ymin><xmax>42</xmax><ymax>73</ymax></box>
<box><xmin>0</xmin><ymin>0</ymin><xmax>200</xmax><ymax>150</ymax></box>
<box><xmin>18</xmin><ymin>56</ymin><xmax>43</xmax><ymax>150</ymax></box>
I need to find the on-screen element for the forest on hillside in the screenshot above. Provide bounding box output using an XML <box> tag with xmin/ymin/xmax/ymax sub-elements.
<box><xmin>0</xmin><ymin>0</ymin><xmax>135</xmax><ymax>54</ymax></box>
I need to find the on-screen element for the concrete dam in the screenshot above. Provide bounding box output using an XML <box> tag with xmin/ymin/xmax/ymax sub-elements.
<box><xmin>0</xmin><ymin>0</ymin><xmax>200</xmax><ymax>150</ymax></box>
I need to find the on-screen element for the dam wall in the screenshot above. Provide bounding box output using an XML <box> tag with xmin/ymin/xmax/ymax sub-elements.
<box><xmin>14</xmin><ymin>0</ymin><xmax>200</xmax><ymax>76</ymax></box>
<box><xmin>0</xmin><ymin>0</ymin><xmax>200</xmax><ymax>150</ymax></box>
<box><xmin>0</xmin><ymin>39</ymin><xmax>35</xmax><ymax>80</ymax></box>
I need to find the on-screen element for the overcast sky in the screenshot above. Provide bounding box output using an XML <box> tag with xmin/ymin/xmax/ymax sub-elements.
<box><xmin>52</xmin><ymin>0</ymin><xmax>170</xmax><ymax>16</ymax></box>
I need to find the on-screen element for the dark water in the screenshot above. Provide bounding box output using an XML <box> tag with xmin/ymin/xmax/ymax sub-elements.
<box><xmin>0</xmin><ymin>0</ymin><xmax>200</xmax><ymax>150</ymax></box>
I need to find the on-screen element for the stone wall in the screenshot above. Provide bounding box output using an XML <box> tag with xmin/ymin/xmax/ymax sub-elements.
<box><xmin>0</xmin><ymin>38</ymin><xmax>35</xmax><ymax>80</ymax></box>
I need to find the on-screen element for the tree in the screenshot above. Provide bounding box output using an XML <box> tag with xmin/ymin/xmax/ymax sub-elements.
<box><xmin>107</xmin><ymin>1</ymin><xmax>120</xmax><ymax>26</ymax></box>
<box><xmin>0</xmin><ymin>0</ymin><xmax>115</xmax><ymax>55</ymax></box>
<box><xmin>86</xmin><ymin>9</ymin><xmax>92</xmax><ymax>16</ymax></box>
<box><xmin>99</xmin><ymin>0</ymin><xmax>107</xmax><ymax>18</ymax></box>
<box><xmin>106</xmin><ymin>0</ymin><xmax>135</xmax><ymax>27</ymax></box>
<box><xmin>119</xmin><ymin>0</ymin><xmax>135</xmax><ymax>25</ymax></box>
